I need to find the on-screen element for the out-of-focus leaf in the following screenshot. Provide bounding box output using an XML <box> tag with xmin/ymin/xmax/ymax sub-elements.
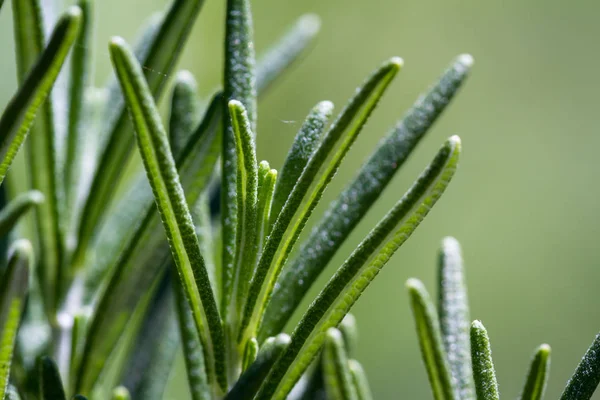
<box><xmin>338</xmin><ymin>314</ymin><xmax>358</xmax><ymax>358</ymax></box>
<box><xmin>470</xmin><ymin>320</ymin><xmax>499</xmax><ymax>400</ymax></box>
<box><xmin>261</xmin><ymin>55</ymin><xmax>474</xmax><ymax>341</ymax></box>
<box><xmin>0</xmin><ymin>191</ymin><xmax>44</xmax><ymax>237</ymax></box>
<box><xmin>169</xmin><ymin>70</ymin><xmax>202</xmax><ymax>157</ymax></box>
<box><xmin>39</xmin><ymin>357</ymin><xmax>66</xmax><ymax>400</ymax></box>
<box><xmin>242</xmin><ymin>337</ymin><xmax>258</xmax><ymax>372</ymax></box>
<box><xmin>255</xmin><ymin>137</ymin><xmax>461</xmax><ymax>400</ymax></box>
<box><xmin>111</xmin><ymin>387</ymin><xmax>131</xmax><ymax>400</ymax></box>
<box><xmin>520</xmin><ymin>344</ymin><xmax>551</xmax><ymax>400</ymax></box>
<box><xmin>560</xmin><ymin>333</ymin><xmax>600</xmax><ymax>400</ymax></box>
<box><xmin>322</xmin><ymin>328</ymin><xmax>357</xmax><ymax>400</ymax></box>
<box><xmin>348</xmin><ymin>360</ymin><xmax>373</xmax><ymax>400</ymax></box>
<box><xmin>0</xmin><ymin>240</ymin><xmax>31</xmax><ymax>400</ymax></box>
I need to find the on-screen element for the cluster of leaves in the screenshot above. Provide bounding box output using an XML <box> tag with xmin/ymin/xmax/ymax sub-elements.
<box><xmin>407</xmin><ymin>237</ymin><xmax>600</xmax><ymax>400</ymax></box>
<box><xmin>4</xmin><ymin>0</ymin><xmax>595</xmax><ymax>399</ymax></box>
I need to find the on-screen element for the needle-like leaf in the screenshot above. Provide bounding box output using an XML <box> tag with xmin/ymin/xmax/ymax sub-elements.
<box><xmin>242</xmin><ymin>338</ymin><xmax>259</xmax><ymax>372</ymax></box>
<box><xmin>74</xmin><ymin>0</ymin><xmax>208</xmax><ymax>270</ymax></box>
<box><xmin>39</xmin><ymin>357</ymin><xmax>66</xmax><ymax>400</ymax></box>
<box><xmin>241</xmin><ymin>58</ymin><xmax>402</xmax><ymax>343</ymax></box>
<box><xmin>0</xmin><ymin>191</ymin><xmax>44</xmax><ymax>237</ymax></box>
<box><xmin>270</xmin><ymin>101</ymin><xmax>333</xmax><ymax>226</ymax></box>
<box><xmin>224</xmin><ymin>334</ymin><xmax>290</xmax><ymax>400</ymax></box>
<box><xmin>338</xmin><ymin>314</ymin><xmax>358</xmax><ymax>358</ymax></box>
<box><xmin>255</xmin><ymin>136</ymin><xmax>461</xmax><ymax>400</ymax></box>
<box><xmin>169</xmin><ymin>71</ymin><xmax>201</xmax><ymax>156</ymax></box>
<box><xmin>222</xmin><ymin>0</ymin><xmax>257</xmax><ymax>320</ymax></box>
<box><xmin>437</xmin><ymin>237</ymin><xmax>474</xmax><ymax>399</ymax></box>
<box><xmin>470</xmin><ymin>320</ymin><xmax>499</xmax><ymax>400</ymax></box>
<box><xmin>108</xmin><ymin>36</ymin><xmax>226</xmax><ymax>391</ymax></box>
<box><xmin>256</xmin><ymin>162</ymin><xmax>277</xmax><ymax>259</ymax></box>
<box><xmin>348</xmin><ymin>360</ymin><xmax>373</xmax><ymax>400</ymax></box>
<box><xmin>406</xmin><ymin>278</ymin><xmax>455</xmax><ymax>400</ymax></box>
<box><xmin>323</xmin><ymin>328</ymin><xmax>358</xmax><ymax>400</ymax></box>
<box><xmin>0</xmin><ymin>240</ymin><xmax>31</xmax><ymax>400</ymax></box>
<box><xmin>261</xmin><ymin>55</ymin><xmax>473</xmax><ymax>341</ymax></box>
<box><xmin>559</xmin><ymin>333</ymin><xmax>600</xmax><ymax>400</ymax></box>
<box><xmin>256</xmin><ymin>14</ymin><xmax>320</xmax><ymax>93</ymax></box>
<box><xmin>520</xmin><ymin>344</ymin><xmax>551</xmax><ymax>400</ymax></box>
<box><xmin>65</xmin><ymin>0</ymin><xmax>92</xmax><ymax>217</ymax></box>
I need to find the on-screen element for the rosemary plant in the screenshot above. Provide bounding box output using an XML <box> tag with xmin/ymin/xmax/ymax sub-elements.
<box><xmin>1</xmin><ymin>0</ymin><xmax>597</xmax><ymax>399</ymax></box>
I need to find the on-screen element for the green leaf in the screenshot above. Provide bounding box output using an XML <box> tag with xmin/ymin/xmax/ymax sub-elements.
<box><xmin>338</xmin><ymin>314</ymin><xmax>358</xmax><ymax>358</ymax></box>
<box><xmin>224</xmin><ymin>334</ymin><xmax>290</xmax><ymax>400</ymax></box>
<box><xmin>169</xmin><ymin>70</ymin><xmax>201</xmax><ymax>157</ymax></box>
<box><xmin>255</xmin><ymin>136</ymin><xmax>461</xmax><ymax>400</ymax></box>
<box><xmin>241</xmin><ymin>58</ymin><xmax>402</xmax><ymax>343</ymax></box>
<box><xmin>437</xmin><ymin>237</ymin><xmax>474</xmax><ymax>400</ymax></box>
<box><xmin>69</xmin><ymin>312</ymin><xmax>88</xmax><ymax>392</ymax></box>
<box><xmin>256</xmin><ymin>14</ymin><xmax>320</xmax><ymax>93</ymax></box>
<box><xmin>5</xmin><ymin>385</ymin><xmax>22</xmax><ymax>400</ymax></box>
<box><xmin>228</xmin><ymin>100</ymin><xmax>259</xmax><ymax>319</ymax></box>
<box><xmin>520</xmin><ymin>344</ymin><xmax>551</xmax><ymax>400</ymax></box>
<box><xmin>242</xmin><ymin>337</ymin><xmax>259</xmax><ymax>372</ymax></box>
<box><xmin>270</xmin><ymin>101</ymin><xmax>333</xmax><ymax>226</ymax></box>
<box><xmin>74</xmin><ymin>0</ymin><xmax>207</xmax><ymax>271</ymax></box>
<box><xmin>39</xmin><ymin>357</ymin><xmax>66</xmax><ymax>400</ymax></box>
<box><xmin>75</xmin><ymin>92</ymin><xmax>222</xmax><ymax>394</ymax></box>
<box><xmin>174</xmin><ymin>275</ymin><xmax>210</xmax><ymax>400</ymax></box>
<box><xmin>255</xmin><ymin>162</ymin><xmax>277</xmax><ymax>261</ymax></box>
<box><xmin>348</xmin><ymin>360</ymin><xmax>373</xmax><ymax>400</ymax></box>
<box><xmin>222</xmin><ymin>0</ymin><xmax>257</xmax><ymax>320</ymax></box>
<box><xmin>559</xmin><ymin>333</ymin><xmax>600</xmax><ymax>400</ymax></box>
<box><xmin>0</xmin><ymin>190</ymin><xmax>44</xmax><ymax>237</ymax></box>
<box><xmin>470</xmin><ymin>320</ymin><xmax>499</xmax><ymax>400</ymax></box>
<box><xmin>406</xmin><ymin>278</ymin><xmax>455</xmax><ymax>400</ymax></box>
<box><xmin>11</xmin><ymin>2</ymin><xmax>80</xmax><ymax>312</ymax></box>
<box><xmin>322</xmin><ymin>328</ymin><xmax>358</xmax><ymax>400</ymax></box>
<box><xmin>0</xmin><ymin>240</ymin><xmax>31</xmax><ymax>400</ymax></box>
<box><xmin>109</xmin><ymin>36</ymin><xmax>226</xmax><ymax>391</ymax></box>
<box><xmin>261</xmin><ymin>54</ymin><xmax>474</xmax><ymax>340</ymax></box>
<box><xmin>65</xmin><ymin>0</ymin><xmax>93</xmax><ymax>218</ymax></box>
<box><xmin>0</xmin><ymin>0</ymin><xmax>4</xmax><ymax>13</ymax></box>
<box><xmin>111</xmin><ymin>386</ymin><xmax>131</xmax><ymax>400</ymax></box>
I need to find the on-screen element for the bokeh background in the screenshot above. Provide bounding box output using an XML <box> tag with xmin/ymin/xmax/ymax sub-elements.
<box><xmin>1</xmin><ymin>0</ymin><xmax>600</xmax><ymax>398</ymax></box>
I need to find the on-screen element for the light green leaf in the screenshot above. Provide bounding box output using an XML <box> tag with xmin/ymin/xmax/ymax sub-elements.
<box><xmin>222</xmin><ymin>0</ymin><xmax>257</xmax><ymax>320</ymax></box>
<box><xmin>225</xmin><ymin>334</ymin><xmax>290</xmax><ymax>400</ymax></box>
<box><xmin>261</xmin><ymin>55</ymin><xmax>474</xmax><ymax>341</ymax></box>
<box><xmin>74</xmin><ymin>0</ymin><xmax>207</xmax><ymax>271</ymax></box>
<box><xmin>520</xmin><ymin>344</ymin><xmax>551</xmax><ymax>400</ymax></box>
<box><xmin>108</xmin><ymin>36</ymin><xmax>226</xmax><ymax>391</ymax></box>
<box><xmin>241</xmin><ymin>58</ymin><xmax>402</xmax><ymax>343</ymax></box>
<box><xmin>348</xmin><ymin>360</ymin><xmax>373</xmax><ymax>400</ymax></box>
<box><xmin>39</xmin><ymin>357</ymin><xmax>66</xmax><ymax>400</ymax></box>
<box><xmin>242</xmin><ymin>338</ymin><xmax>258</xmax><ymax>372</ymax></box>
<box><xmin>406</xmin><ymin>278</ymin><xmax>455</xmax><ymax>400</ymax></box>
<box><xmin>338</xmin><ymin>314</ymin><xmax>358</xmax><ymax>358</ymax></box>
<box><xmin>228</xmin><ymin>100</ymin><xmax>259</xmax><ymax>319</ymax></box>
<box><xmin>256</xmin><ymin>14</ymin><xmax>320</xmax><ymax>93</ymax></box>
<box><xmin>255</xmin><ymin>136</ymin><xmax>461</xmax><ymax>400</ymax></box>
<box><xmin>255</xmin><ymin>162</ymin><xmax>276</xmax><ymax>261</ymax></box>
<box><xmin>323</xmin><ymin>328</ymin><xmax>358</xmax><ymax>400</ymax></box>
<box><xmin>0</xmin><ymin>240</ymin><xmax>31</xmax><ymax>400</ymax></box>
<box><xmin>470</xmin><ymin>320</ymin><xmax>499</xmax><ymax>400</ymax></box>
<box><xmin>270</xmin><ymin>101</ymin><xmax>333</xmax><ymax>226</ymax></box>
<box><xmin>111</xmin><ymin>387</ymin><xmax>131</xmax><ymax>400</ymax></box>
<box><xmin>437</xmin><ymin>237</ymin><xmax>474</xmax><ymax>400</ymax></box>
<box><xmin>169</xmin><ymin>70</ymin><xmax>201</xmax><ymax>156</ymax></box>
<box><xmin>0</xmin><ymin>191</ymin><xmax>44</xmax><ymax>237</ymax></box>
<box><xmin>560</xmin><ymin>333</ymin><xmax>600</xmax><ymax>400</ymax></box>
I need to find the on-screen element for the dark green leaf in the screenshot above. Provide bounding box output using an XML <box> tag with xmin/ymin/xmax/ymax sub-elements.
<box><xmin>0</xmin><ymin>240</ymin><xmax>31</xmax><ymax>400</ymax></box>
<box><xmin>348</xmin><ymin>360</ymin><xmax>373</xmax><ymax>400</ymax></box>
<box><xmin>470</xmin><ymin>320</ymin><xmax>499</xmax><ymax>400</ymax></box>
<box><xmin>72</xmin><ymin>395</ymin><xmax>87</xmax><ymax>400</ymax></box>
<box><xmin>559</xmin><ymin>333</ymin><xmax>600</xmax><ymax>400</ymax></box>
<box><xmin>225</xmin><ymin>334</ymin><xmax>290</xmax><ymax>400</ymax></box>
<box><xmin>241</xmin><ymin>58</ymin><xmax>402</xmax><ymax>344</ymax></box>
<box><xmin>437</xmin><ymin>237</ymin><xmax>474</xmax><ymax>399</ymax></box>
<box><xmin>256</xmin><ymin>14</ymin><xmax>320</xmax><ymax>93</ymax></box>
<box><xmin>270</xmin><ymin>101</ymin><xmax>333</xmax><ymax>226</ymax></box>
<box><xmin>39</xmin><ymin>357</ymin><xmax>66</xmax><ymax>400</ymax></box>
<box><xmin>261</xmin><ymin>55</ymin><xmax>474</xmax><ymax>341</ymax></box>
<box><xmin>406</xmin><ymin>278</ymin><xmax>455</xmax><ymax>400</ymax></box>
<box><xmin>222</xmin><ymin>0</ymin><xmax>257</xmax><ymax>320</ymax></box>
<box><xmin>74</xmin><ymin>0</ymin><xmax>207</xmax><ymax>271</ymax></box>
<box><xmin>255</xmin><ymin>136</ymin><xmax>461</xmax><ymax>400</ymax></box>
<box><xmin>169</xmin><ymin>70</ymin><xmax>201</xmax><ymax>156</ymax></box>
<box><xmin>520</xmin><ymin>344</ymin><xmax>551</xmax><ymax>400</ymax></box>
<box><xmin>0</xmin><ymin>190</ymin><xmax>44</xmax><ymax>237</ymax></box>
<box><xmin>109</xmin><ymin>37</ymin><xmax>226</xmax><ymax>391</ymax></box>
<box><xmin>322</xmin><ymin>328</ymin><xmax>358</xmax><ymax>400</ymax></box>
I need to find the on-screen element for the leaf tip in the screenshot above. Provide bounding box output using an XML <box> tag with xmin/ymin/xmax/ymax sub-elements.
<box><xmin>66</xmin><ymin>4</ymin><xmax>83</xmax><ymax>19</ymax></box>
<box><xmin>457</xmin><ymin>53</ymin><xmax>475</xmax><ymax>68</ymax></box>
<box><xmin>30</xmin><ymin>190</ymin><xmax>45</xmax><ymax>205</ymax></box>
<box><xmin>298</xmin><ymin>13</ymin><xmax>321</xmax><ymax>35</ymax></box>
<box><xmin>175</xmin><ymin>70</ymin><xmax>198</xmax><ymax>87</ymax></box>
<box><xmin>538</xmin><ymin>343</ymin><xmax>551</xmax><ymax>355</ymax></box>
<box><xmin>389</xmin><ymin>56</ymin><xmax>404</xmax><ymax>71</ymax></box>
<box><xmin>406</xmin><ymin>277</ymin><xmax>425</xmax><ymax>292</ymax></box>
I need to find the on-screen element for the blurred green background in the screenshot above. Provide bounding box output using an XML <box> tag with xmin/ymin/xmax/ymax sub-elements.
<box><xmin>2</xmin><ymin>0</ymin><xmax>600</xmax><ymax>398</ymax></box>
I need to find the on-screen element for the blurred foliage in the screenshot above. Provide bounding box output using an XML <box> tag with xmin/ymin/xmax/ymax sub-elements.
<box><xmin>1</xmin><ymin>0</ymin><xmax>599</xmax><ymax>398</ymax></box>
